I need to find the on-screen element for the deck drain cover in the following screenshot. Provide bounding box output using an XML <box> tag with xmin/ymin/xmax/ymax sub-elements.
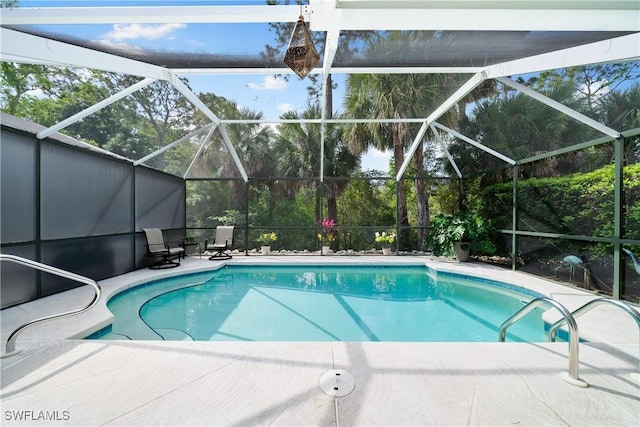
<box><xmin>319</xmin><ymin>369</ymin><xmax>355</xmax><ymax>397</ymax></box>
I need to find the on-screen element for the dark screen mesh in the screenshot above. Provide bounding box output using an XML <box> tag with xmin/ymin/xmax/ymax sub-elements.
<box><xmin>40</xmin><ymin>143</ymin><xmax>132</xmax><ymax>239</ymax></box>
<box><xmin>1</xmin><ymin>132</ymin><xmax>36</xmax><ymax>244</ymax></box>
<box><xmin>135</xmin><ymin>166</ymin><xmax>185</xmax><ymax>230</ymax></box>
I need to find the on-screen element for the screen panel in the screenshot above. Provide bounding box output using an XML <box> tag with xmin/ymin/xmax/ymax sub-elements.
<box><xmin>1</xmin><ymin>131</ymin><xmax>36</xmax><ymax>244</ymax></box>
<box><xmin>135</xmin><ymin>166</ymin><xmax>185</xmax><ymax>230</ymax></box>
<box><xmin>40</xmin><ymin>143</ymin><xmax>133</xmax><ymax>239</ymax></box>
<box><xmin>0</xmin><ymin>245</ymin><xmax>38</xmax><ymax>309</ymax></box>
<box><xmin>40</xmin><ymin>235</ymin><xmax>134</xmax><ymax>296</ymax></box>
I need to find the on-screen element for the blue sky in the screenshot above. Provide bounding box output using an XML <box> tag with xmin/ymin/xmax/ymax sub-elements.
<box><xmin>20</xmin><ymin>1</ymin><xmax>328</xmax><ymax>116</ymax></box>
<box><xmin>18</xmin><ymin>0</ymin><xmax>392</xmax><ymax>170</ymax></box>
<box><xmin>21</xmin><ymin>1</ymin><xmax>319</xmax><ymax>117</ymax></box>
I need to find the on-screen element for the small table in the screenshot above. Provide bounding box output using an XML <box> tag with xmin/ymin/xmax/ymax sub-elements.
<box><xmin>181</xmin><ymin>241</ymin><xmax>201</xmax><ymax>258</ymax></box>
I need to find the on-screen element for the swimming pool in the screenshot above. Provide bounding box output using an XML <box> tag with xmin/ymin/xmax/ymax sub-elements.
<box><xmin>93</xmin><ymin>265</ymin><xmax>548</xmax><ymax>342</ymax></box>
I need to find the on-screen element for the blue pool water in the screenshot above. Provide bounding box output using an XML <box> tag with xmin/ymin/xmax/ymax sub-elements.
<box><xmin>95</xmin><ymin>265</ymin><xmax>547</xmax><ymax>342</ymax></box>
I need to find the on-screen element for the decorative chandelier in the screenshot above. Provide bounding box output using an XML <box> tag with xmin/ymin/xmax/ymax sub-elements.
<box><xmin>283</xmin><ymin>15</ymin><xmax>320</xmax><ymax>79</ymax></box>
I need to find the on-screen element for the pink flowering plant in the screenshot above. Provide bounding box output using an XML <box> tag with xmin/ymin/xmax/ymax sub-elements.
<box><xmin>317</xmin><ymin>218</ymin><xmax>337</xmax><ymax>243</ymax></box>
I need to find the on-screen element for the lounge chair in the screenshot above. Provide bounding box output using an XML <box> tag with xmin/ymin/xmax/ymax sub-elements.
<box><xmin>205</xmin><ymin>226</ymin><xmax>234</xmax><ymax>260</ymax></box>
<box><xmin>142</xmin><ymin>228</ymin><xmax>185</xmax><ymax>269</ymax></box>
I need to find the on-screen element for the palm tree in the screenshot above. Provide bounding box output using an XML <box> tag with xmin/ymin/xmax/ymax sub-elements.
<box><xmin>188</xmin><ymin>93</ymin><xmax>276</xmax><ymax>217</ymax></box>
<box><xmin>453</xmin><ymin>81</ymin><xmax>595</xmax><ymax>184</ymax></box>
<box><xmin>343</xmin><ymin>32</ymin><xmax>457</xmax><ymax>249</ymax></box>
<box><xmin>276</xmin><ymin>102</ymin><xmax>358</xmax><ymax>249</ymax></box>
<box><xmin>601</xmin><ymin>83</ymin><xmax>640</xmax><ymax>164</ymax></box>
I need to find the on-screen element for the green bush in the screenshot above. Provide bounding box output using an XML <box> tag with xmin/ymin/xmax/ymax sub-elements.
<box><xmin>425</xmin><ymin>211</ymin><xmax>497</xmax><ymax>258</ymax></box>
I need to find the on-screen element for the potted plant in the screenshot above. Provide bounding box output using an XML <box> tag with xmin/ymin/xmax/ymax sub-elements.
<box><xmin>374</xmin><ymin>231</ymin><xmax>396</xmax><ymax>255</ymax></box>
<box><xmin>259</xmin><ymin>232</ymin><xmax>277</xmax><ymax>255</ymax></box>
<box><xmin>425</xmin><ymin>211</ymin><xmax>497</xmax><ymax>262</ymax></box>
<box><xmin>317</xmin><ymin>218</ymin><xmax>336</xmax><ymax>255</ymax></box>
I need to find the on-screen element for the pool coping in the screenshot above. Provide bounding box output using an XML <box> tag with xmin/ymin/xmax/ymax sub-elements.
<box><xmin>1</xmin><ymin>255</ymin><xmax>638</xmax><ymax>347</ymax></box>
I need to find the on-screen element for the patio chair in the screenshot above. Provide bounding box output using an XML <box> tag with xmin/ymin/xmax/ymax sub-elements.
<box><xmin>142</xmin><ymin>228</ymin><xmax>185</xmax><ymax>269</ymax></box>
<box><xmin>205</xmin><ymin>226</ymin><xmax>235</xmax><ymax>260</ymax></box>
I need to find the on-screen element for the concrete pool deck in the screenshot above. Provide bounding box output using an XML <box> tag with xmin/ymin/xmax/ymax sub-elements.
<box><xmin>1</xmin><ymin>256</ymin><xmax>639</xmax><ymax>426</ymax></box>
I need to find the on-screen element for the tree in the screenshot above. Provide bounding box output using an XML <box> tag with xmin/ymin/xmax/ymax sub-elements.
<box><xmin>601</xmin><ymin>83</ymin><xmax>640</xmax><ymax>164</ymax></box>
<box><xmin>0</xmin><ymin>63</ymin><xmax>51</xmax><ymax>115</ymax></box>
<box><xmin>338</xmin><ymin>172</ymin><xmax>395</xmax><ymax>250</ymax></box>
<box><xmin>453</xmin><ymin>81</ymin><xmax>595</xmax><ymax>185</ymax></box>
<box><xmin>101</xmin><ymin>74</ymin><xmax>195</xmax><ymax>168</ymax></box>
<box><xmin>532</xmin><ymin>64</ymin><xmax>640</xmax><ymax>118</ymax></box>
<box><xmin>343</xmin><ymin>32</ymin><xmax>458</xmax><ymax>249</ymax></box>
<box><xmin>0</xmin><ymin>0</ymin><xmax>20</xmax><ymax>8</ymax></box>
<box><xmin>276</xmin><ymin>102</ymin><xmax>358</xmax><ymax>249</ymax></box>
<box><xmin>193</xmin><ymin>92</ymin><xmax>276</xmax><ymax>179</ymax></box>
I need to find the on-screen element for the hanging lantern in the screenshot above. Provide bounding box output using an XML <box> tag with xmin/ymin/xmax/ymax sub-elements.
<box><xmin>283</xmin><ymin>15</ymin><xmax>320</xmax><ymax>79</ymax></box>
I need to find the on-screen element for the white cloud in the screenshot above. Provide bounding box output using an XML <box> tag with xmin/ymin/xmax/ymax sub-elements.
<box><xmin>247</xmin><ymin>76</ymin><xmax>287</xmax><ymax>91</ymax></box>
<box><xmin>92</xmin><ymin>39</ymin><xmax>146</xmax><ymax>55</ymax></box>
<box><xmin>277</xmin><ymin>103</ymin><xmax>295</xmax><ymax>114</ymax></box>
<box><xmin>106</xmin><ymin>23</ymin><xmax>186</xmax><ymax>41</ymax></box>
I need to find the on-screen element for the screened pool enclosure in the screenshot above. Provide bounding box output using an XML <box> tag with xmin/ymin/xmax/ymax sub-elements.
<box><xmin>0</xmin><ymin>1</ymin><xmax>639</xmax><ymax>305</ymax></box>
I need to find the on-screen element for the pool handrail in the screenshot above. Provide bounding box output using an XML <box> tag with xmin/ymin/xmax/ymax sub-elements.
<box><xmin>0</xmin><ymin>254</ymin><xmax>102</xmax><ymax>358</ymax></box>
<box><xmin>548</xmin><ymin>297</ymin><xmax>640</xmax><ymax>342</ymax></box>
<box><xmin>499</xmin><ymin>297</ymin><xmax>587</xmax><ymax>387</ymax></box>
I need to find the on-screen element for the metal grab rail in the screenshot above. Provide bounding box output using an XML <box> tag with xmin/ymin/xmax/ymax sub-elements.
<box><xmin>499</xmin><ymin>297</ymin><xmax>587</xmax><ymax>387</ymax></box>
<box><xmin>1</xmin><ymin>254</ymin><xmax>101</xmax><ymax>357</ymax></box>
<box><xmin>549</xmin><ymin>298</ymin><xmax>640</xmax><ymax>342</ymax></box>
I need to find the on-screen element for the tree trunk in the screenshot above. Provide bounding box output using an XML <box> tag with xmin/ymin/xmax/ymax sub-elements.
<box><xmin>414</xmin><ymin>141</ymin><xmax>429</xmax><ymax>251</ymax></box>
<box><xmin>325</xmin><ymin>74</ymin><xmax>333</xmax><ymax>116</ymax></box>
<box><xmin>393</xmin><ymin>126</ymin><xmax>410</xmax><ymax>250</ymax></box>
<box><xmin>327</xmin><ymin>188</ymin><xmax>339</xmax><ymax>251</ymax></box>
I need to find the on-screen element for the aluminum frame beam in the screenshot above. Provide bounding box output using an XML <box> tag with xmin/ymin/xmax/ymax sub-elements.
<box><xmin>134</xmin><ymin>124</ymin><xmax>215</xmax><ymax>167</ymax></box>
<box><xmin>319</xmin><ymin>16</ymin><xmax>342</xmax><ymax>182</ymax></box>
<box><xmin>497</xmin><ymin>77</ymin><xmax>621</xmax><ymax>139</ymax></box>
<box><xmin>484</xmin><ymin>33</ymin><xmax>640</xmax><ymax>79</ymax></box>
<box><xmin>433</xmin><ymin>122</ymin><xmax>517</xmax><ymax>166</ymax></box>
<box><xmin>183</xmin><ymin>125</ymin><xmax>217</xmax><ymax>179</ymax></box>
<box><xmin>37</xmin><ymin>78</ymin><xmax>156</xmax><ymax>139</ymax></box>
<box><xmin>430</xmin><ymin>124</ymin><xmax>462</xmax><ymax>179</ymax></box>
<box><xmin>0</xmin><ymin>28</ymin><xmax>168</xmax><ymax>80</ymax></box>
<box><xmin>3</xmin><ymin>2</ymin><xmax>637</xmax><ymax>31</ymax></box>
<box><xmin>0</xmin><ymin>5</ymin><xmax>304</xmax><ymax>25</ymax></box>
<box><xmin>168</xmin><ymin>72</ymin><xmax>248</xmax><ymax>182</ymax></box>
<box><xmin>396</xmin><ymin>72</ymin><xmax>485</xmax><ymax>181</ymax></box>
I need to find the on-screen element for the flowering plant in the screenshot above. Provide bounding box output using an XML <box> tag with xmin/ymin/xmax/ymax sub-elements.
<box><xmin>259</xmin><ymin>232</ymin><xmax>278</xmax><ymax>245</ymax></box>
<box><xmin>375</xmin><ymin>231</ymin><xmax>396</xmax><ymax>247</ymax></box>
<box><xmin>317</xmin><ymin>218</ymin><xmax>337</xmax><ymax>243</ymax></box>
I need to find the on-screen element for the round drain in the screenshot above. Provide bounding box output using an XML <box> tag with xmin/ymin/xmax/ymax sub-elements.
<box><xmin>319</xmin><ymin>369</ymin><xmax>355</xmax><ymax>397</ymax></box>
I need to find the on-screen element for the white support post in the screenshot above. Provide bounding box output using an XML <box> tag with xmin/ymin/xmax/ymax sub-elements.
<box><xmin>319</xmin><ymin>23</ymin><xmax>341</xmax><ymax>183</ymax></box>
<box><xmin>396</xmin><ymin>121</ymin><xmax>429</xmax><ymax>182</ymax></box>
<box><xmin>218</xmin><ymin>125</ymin><xmax>249</xmax><ymax>182</ymax></box>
